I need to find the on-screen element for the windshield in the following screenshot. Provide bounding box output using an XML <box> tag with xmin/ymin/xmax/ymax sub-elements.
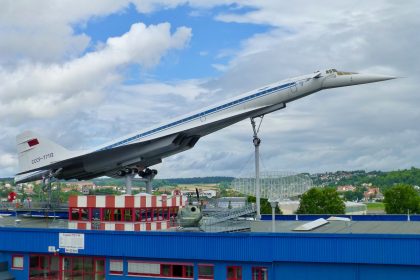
<box><xmin>326</xmin><ymin>69</ymin><xmax>358</xmax><ymax>75</ymax></box>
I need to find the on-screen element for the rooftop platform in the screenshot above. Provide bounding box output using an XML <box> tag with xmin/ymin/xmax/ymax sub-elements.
<box><xmin>252</xmin><ymin>220</ymin><xmax>420</xmax><ymax>234</ymax></box>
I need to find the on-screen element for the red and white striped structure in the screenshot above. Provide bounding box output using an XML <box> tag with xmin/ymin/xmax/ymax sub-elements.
<box><xmin>68</xmin><ymin>194</ymin><xmax>185</xmax><ymax>231</ymax></box>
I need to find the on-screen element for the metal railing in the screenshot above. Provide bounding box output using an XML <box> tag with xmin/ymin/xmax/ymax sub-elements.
<box><xmin>200</xmin><ymin>204</ymin><xmax>255</xmax><ymax>226</ymax></box>
<box><xmin>0</xmin><ymin>201</ymin><xmax>66</xmax><ymax>210</ymax></box>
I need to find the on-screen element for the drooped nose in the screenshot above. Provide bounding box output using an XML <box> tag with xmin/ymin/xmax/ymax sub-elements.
<box><xmin>322</xmin><ymin>73</ymin><xmax>397</xmax><ymax>89</ymax></box>
<box><xmin>350</xmin><ymin>73</ymin><xmax>397</xmax><ymax>85</ymax></box>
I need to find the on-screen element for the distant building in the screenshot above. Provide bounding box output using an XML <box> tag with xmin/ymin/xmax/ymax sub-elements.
<box><xmin>63</xmin><ymin>181</ymin><xmax>96</xmax><ymax>191</ymax></box>
<box><xmin>23</xmin><ymin>186</ymin><xmax>34</xmax><ymax>195</ymax></box>
<box><xmin>95</xmin><ymin>185</ymin><xmax>118</xmax><ymax>191</ymax></box>
<box><xmin>173</xmin><ymin>189</ymin><xmax>217</xmax><ymax>198</ymax></box>
<box><xmin>364</xmin><ymin>187</ymin><xmax>382</xmax><ymax>201</ymax></box>
<box><xmin>337</xmin><ymin>185</ymin><xmax>356</xmax><ymax>192</ymax></box>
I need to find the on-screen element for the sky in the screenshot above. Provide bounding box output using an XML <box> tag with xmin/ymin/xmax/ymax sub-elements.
<box><xmin>0</xmin><ymin>0</ymin><xmax>419</xmax><ymax>179</ymax></box>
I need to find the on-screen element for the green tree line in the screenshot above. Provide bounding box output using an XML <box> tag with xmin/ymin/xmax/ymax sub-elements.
<box><xmin>383</xmin><ymin>184</ymin><xmax>420</xmax><ymax>214</ymax></box>
<box><xmin>325</xmin><ymin>167</ymin><xmax>420</xmax><ymax>190</ymax></box>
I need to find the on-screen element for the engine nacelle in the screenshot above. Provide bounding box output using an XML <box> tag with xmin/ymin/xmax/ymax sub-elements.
<box><xmin>138</xmin><ymin>168</ymin><xmax>158</xmax><ymax>179</ymax></box>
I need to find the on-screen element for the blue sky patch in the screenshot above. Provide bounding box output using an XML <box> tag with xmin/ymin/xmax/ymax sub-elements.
<box><xmin>74</xmin><ymin>4</ymin><xmax>270</xmax><ymax>82</ymax></box>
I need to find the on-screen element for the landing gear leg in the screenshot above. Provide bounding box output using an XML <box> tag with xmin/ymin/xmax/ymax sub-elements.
<box><xmin>125</xmin><ymin>174</ymin><xmax>135</xmax><ymax>195</ymax></box>
<box><xmin>42</xmin><ymin>168</ymin><xmax>62</xmax><ymax>209</ymax></box>
<box><xmin>42</xmin><ymin>176</ymin><xmax>52</xmax><ymax>209</ymax></box>
<box><xmin>145</xmin><ymin>179</ymin><xmax>152</xmax><ymax>194</ymax></box>
<box><xmin>139</xmin><ymin>168</ymin><xmax>158</xmax><ymax>194</ymax></box>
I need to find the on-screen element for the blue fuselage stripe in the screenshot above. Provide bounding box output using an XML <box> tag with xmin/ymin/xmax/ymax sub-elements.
<box><xmin>97</xmin><ymin>82</ymin><xmax>295</xmax><ymax>151</ymax></box>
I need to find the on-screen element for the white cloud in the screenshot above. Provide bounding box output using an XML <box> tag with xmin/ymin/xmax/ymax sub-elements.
<box><xmin>0</xmin><ymin>0</ymin><xmax>131</xmax><ymax>63</ymax></box>
<box><xmin>0</xmin><ymin>22</ymin><xmax>192</xmax><ymax>123</ymax></box>
<box><xmin>0</xmin><ymin>153</ymin><xmax>15</xmax><ymax>174</ymax></box>
<box><xmin>119</xmin><ymin>79</ymin><xmax>213</xmax><ymax>101</ymax></box>
<box><xmin>0</xmin><ymin>19</ymin><xmax>192</xmax><ymax>176</ymax></box>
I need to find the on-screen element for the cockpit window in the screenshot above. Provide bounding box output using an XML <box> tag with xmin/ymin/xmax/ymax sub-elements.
<box><xmin>337</xmin><ymin>71</ymin><xmax>358</xmax><ymax>75</ymax></box>
<box><xmin>326</xmin><ymin>69</ymin><xmax>337</xmax><ymax>74</ymax></box>
<box><xmin>326</xmin><ymin>69</ymin><xmax>358</xmax><ymax>75</ymax></box>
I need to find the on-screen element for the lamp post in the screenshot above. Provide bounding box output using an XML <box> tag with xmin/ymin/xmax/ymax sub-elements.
<box><xmin>270</xmin><ymin>201</ymin><xmax>278</xmax><ymax>232</ymax></box>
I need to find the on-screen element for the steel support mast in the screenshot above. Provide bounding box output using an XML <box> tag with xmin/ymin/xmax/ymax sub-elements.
<box><xmin>251</xmin><ymin>117</ymin><xmax>263</xmax><ymax>220</ymax></box>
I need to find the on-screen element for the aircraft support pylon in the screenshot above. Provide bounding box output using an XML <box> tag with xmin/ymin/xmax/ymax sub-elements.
<box><xmin>251</xmin><ymin>116</ymin><xmax>264</xmax><ymax>220</ymax></box>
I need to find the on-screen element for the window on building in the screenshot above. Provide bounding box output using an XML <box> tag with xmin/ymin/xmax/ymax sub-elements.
<box><xmin>163</xmin><ymin>263</ymin><xmax>193</xmax><ymax>278</ymax></box>
<box><xmin>156</xmin><ymin>208</ymin><xmax>163</xmax><ymax>221</ymax></box>
<box><xmin>70</xmin><ymin>207</ymin><xmax>91</xmax><ymax>221</ymax></box>
<box><xmin>134</xmin><ymin>209</ymin><xmax>140</xmax><ymax>221</ymax></box>
<box><xmin>29</xmin><ymin>255</ymin><xmax>59</xmax><ymax>279</ymax></box>
<box><xmin>141</xmin><ymin>208</ymin><xmax>147</xmax><ymax>221</ymax></box>
<box><xmin>146</xmin><ymin>208</ymin><xmax>154</xmax><ymax>221</ymax></box>
<box><xmin>252</xmin><ymin>267</ymin><xmax>268</xmax><ymax>280</ymax></box>
<box><xmin>12</xmin><ymin>255</ymin><xmax>23</xmax><ymax>269</ymax></box>
<box><xmin>227</xmin><ymin>266</ymin><xmax>242</xmax><ymax>280</ymax></box>
<box><xmin>110</xmin><ymin>259</ymin><xmax>123</xmax><ymax>275</ymax></box>
<box><xmin>96</xmin><ymin>259</ymin><xmax>105</xmax><ymax>278</ymax></box>
<box><xmin>163</xmin><ymin>208</ymin><xmax>169</xmax><ymax>220</ymax></box>
<box><xmin>124</xmin><ymin>209</ymin><xmax>133</xmax><ymax>221</ymax></box>
<box><xmin>70</xmin><ymin>208</ymin><xmax>80</xmax><ymax>220</ymax></box>
<box><xmin>170</xmin><ymin>207</ymin><xmax>178</xmax><ymax>219</ymax></box>
<box><xmin>198</xmin><ymin>264</ymin><xmax>214</xmax><ymax>279</ymax></box>
<box><xmin>104</xmin><ymin>208</ymin><xmax>113</xmax><ymax>221</ymax></box>
<box><xmin>184</xmin><ymin>265</ymin><xmax>194</xmax><ymax>278</ymax></box>
<box><xmin>81</xmin><ymin>208</ymin><xmax>89</xmax><ymax>220</ymax></box>
<box><xmin>70</xmin><ymin>206</ymin><xmax>178</xmax><ymax>223</ymax></box>
<box><xmin>127</xmin><ymin>261</ymin><xmax>160</xmax><ymax>276</ymax></box>
<box><xmin>61</xmin><ymin>256</ymin><xmax>104</xmax><ymax>279</ymax></box>
<box><xmin>29</xmin><ymin>255</ymin><xmax>58</xmax><ymax>278</ymax></box>
<box><xmin>114</xmin><ymin>209</ymin><xmax>123</xmax><ymax>221</ymax></box>
<box><xmin>92</xmin><ymin>208</ymin><xmax>101</xmax><ymax>220</ymax></box>
<box><xmin>161</xmin><ymin>264</ymin><xmax>171</xmax><ymax>276</ymax></box>
<box><xmin>29</xmin><ymin>255</ymin><xmax>104</xmax><ymax>280</ymax></box>
<box><xmin>125</xmin><ymin>261</ymin><xmax>193</xmax><ymax>278</ymax></box>
<box><xmin>63</xmin><ymin>256</ymin><xmax>83</xmax><ymax>278</ymax></box>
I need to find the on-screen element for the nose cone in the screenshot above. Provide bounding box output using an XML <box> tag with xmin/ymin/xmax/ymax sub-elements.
<box><xmin>351</xmin><ymin>73</ymin><xmax>397</xmax><ymax>85</ymax></box>
<box><xmin>322</xmin><ymin>72</ymin><xmax>397</xmax><ymax>89</ymax></box>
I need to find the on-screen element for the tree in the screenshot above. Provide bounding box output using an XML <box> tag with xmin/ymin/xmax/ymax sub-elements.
<box><xmin>247</xmin><ymin>196</ymin><xmax>282</xmax><ymax>214</ymax></box>
<box><xmin>383</xmin><ymin>184</ymin><xmax>420</xmax><ymax>214</ymax></box>
<box><xmin>296</xmin><ymin>187</ymin><xmax>345</xmax><ymax>214</ymax></box>
<box><xmin>343</xmin><ymin>187</ymin><xmax>366</xmax><ymax>202</ymax></box>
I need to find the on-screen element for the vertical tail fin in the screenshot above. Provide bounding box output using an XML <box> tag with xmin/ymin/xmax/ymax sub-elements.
<box><xmin>16</xmin><ymin>131</ymin><xmax>72</xmax><ymax>174</ymax></box>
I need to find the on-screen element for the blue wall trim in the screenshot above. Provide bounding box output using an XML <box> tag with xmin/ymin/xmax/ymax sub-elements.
<box><xmin>1</xmin><ymin>226</ymin><xmax>420</xmax><ymax>266</ymax></box>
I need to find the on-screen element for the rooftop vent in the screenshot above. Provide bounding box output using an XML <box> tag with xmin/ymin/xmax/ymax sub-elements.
<box><xmin>327</xmin><ymin>216</ymin><xmax>351</xmax><ymax>222</ymax></box>
<box><xmin>293</xmin><ymin>218</ymin><xmax>329</xmax><ymax>231</ymax></box>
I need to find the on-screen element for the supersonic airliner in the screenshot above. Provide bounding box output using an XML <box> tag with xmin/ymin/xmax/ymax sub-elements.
<box><xmin>15</xmin><ymin>69</ymin><xmax>395</xmax><ymax>184</ymax></box>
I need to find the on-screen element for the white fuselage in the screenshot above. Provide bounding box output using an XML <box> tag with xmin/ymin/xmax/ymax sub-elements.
<box><xmin>15</xmin><ymin>69</ymin><xmax>395</xmax><ymax>183</ymax></box>
<box><xmin>94</xmin><ymin>73</ymin><xmax>322</xmax><ymax>152</ymax></box>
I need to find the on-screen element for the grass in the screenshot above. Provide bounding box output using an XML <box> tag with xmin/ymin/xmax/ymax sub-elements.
<box><xmin>366</xmin><ymin>202</ymin><xmax>385</xmax><ymax>212</ymax></box>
